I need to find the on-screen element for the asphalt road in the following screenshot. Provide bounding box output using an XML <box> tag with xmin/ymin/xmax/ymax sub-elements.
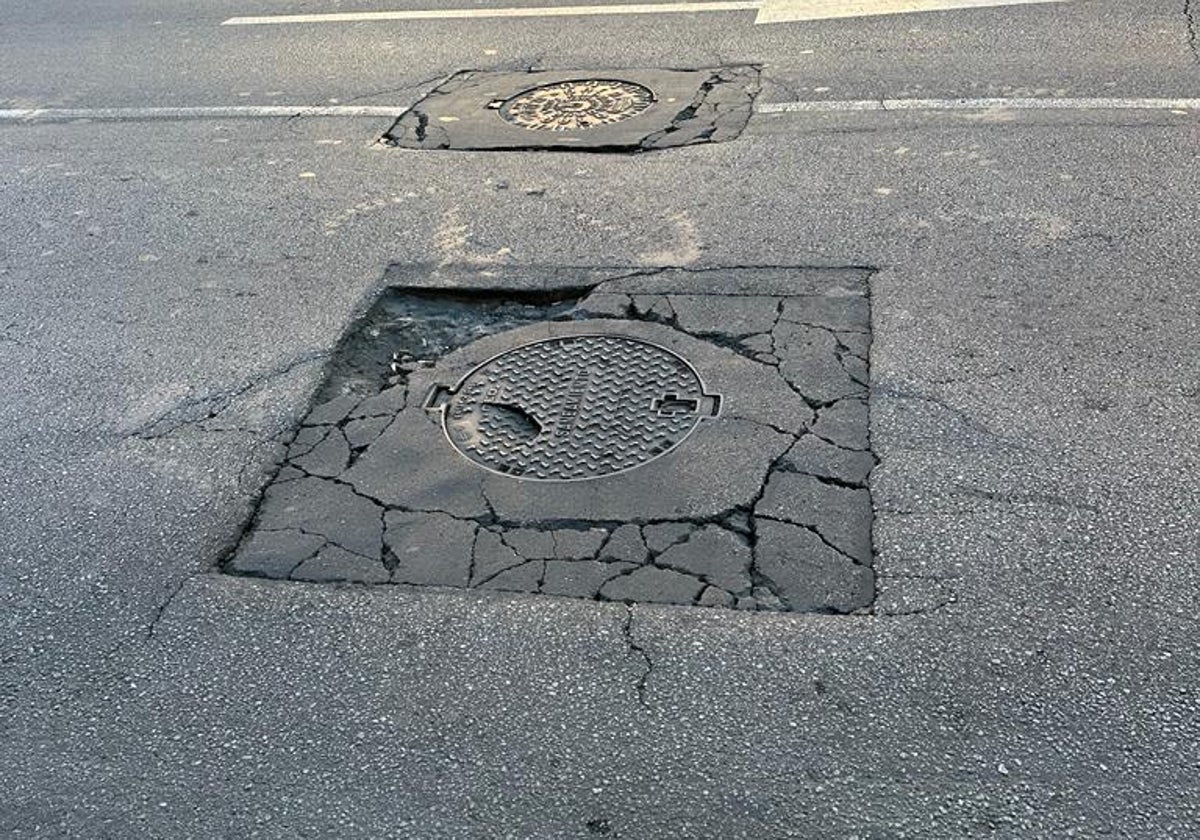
<box><xmin>2</xmin><ymin>0</ymin><xmax>1199</xmax><ymax>837</ymax></box>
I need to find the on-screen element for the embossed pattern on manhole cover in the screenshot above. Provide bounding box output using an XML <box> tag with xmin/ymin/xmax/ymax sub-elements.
<box><xmin>498</xmin><ymin>79</ymin><xmax>655</xmax><ymax>131</ymax></box>
<box><xmin>427</xmin><ymin>335</ymin><xmax>720</xmax><ymax>481</ymax></box>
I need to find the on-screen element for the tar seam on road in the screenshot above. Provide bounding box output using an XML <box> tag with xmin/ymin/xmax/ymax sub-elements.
<box><xmin>2</xmin><ymin>98</ymin><xmax>1196</xmax><ymax>125</ymax></box>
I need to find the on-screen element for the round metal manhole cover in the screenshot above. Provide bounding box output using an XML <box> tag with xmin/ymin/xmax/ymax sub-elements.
<box><xmin>428</xmin><ymin>335</ymin><xmax>720</xmax><ymax>481</ymax></box>
<box><xmin>498</xmin><ymin>79</ymin><xmax>655</xmax><ymax>131</ymax></box>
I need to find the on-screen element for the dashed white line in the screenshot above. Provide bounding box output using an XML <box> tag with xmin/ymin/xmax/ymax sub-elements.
<box><xmin>756</xmin><ymin>97</ymin><xmax>1200</xmax><ymax>113</ymax></box>
<box><xmin>755</xmin><ymin>0</ymin><xmax>1065</xmax><ymax>24</ymax></box>
<box><xmin>0</xmin><ymin>105</ymin><xmax>406</xmax><ymax>123</ymax></box>
<box><xmin>221</xmin><ymin>2</ymin><xmax>758</xmax><ymax>26</ymax></box>
<box><xmin>219</xmin><ymin>0</ymin><xmax>1064</xmax><ymax>25</ymax></box>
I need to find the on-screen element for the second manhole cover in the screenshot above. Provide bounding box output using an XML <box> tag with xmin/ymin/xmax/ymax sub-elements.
<box><xmin>381</xmin><ymin>67</ymin><xmax>759</xmax><ymax>151</ymax></box>
<box><xmin>426</xmin><ymin>334</ymin><xmax>720</xmax><ymax>481</ymax></box>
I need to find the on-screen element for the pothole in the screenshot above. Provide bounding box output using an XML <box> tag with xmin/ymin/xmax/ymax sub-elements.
<box><xmin>225</xmin><ymin>266</ymin><xmax>877</xmax><ymax>613</ymax></box>
<box><xmin>382</xmin><ymin>66</ymin><xmax>760</xmax><ymax>152</ymax></box>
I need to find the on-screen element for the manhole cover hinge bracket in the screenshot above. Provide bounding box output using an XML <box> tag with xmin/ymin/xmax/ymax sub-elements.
<box><xmin>424</xmin><ymin>385</ymin><xmax>453</xmax><ymax>411</ymax></box>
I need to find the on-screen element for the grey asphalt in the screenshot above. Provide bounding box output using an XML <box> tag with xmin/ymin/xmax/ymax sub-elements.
<box><xmin>2</xmin><ymin>0</ymin><xmax>1199</xmax><ymax>837</ymax></box>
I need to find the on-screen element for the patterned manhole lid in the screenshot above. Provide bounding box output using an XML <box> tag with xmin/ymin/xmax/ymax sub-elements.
<box><xmin>426</xmin><ymin>335</ymin><xmax>721</xmax><ymax>481</ymax></box>
<box><xmin>497</xmin><ymin>79</ymin><xmax>655</xmax><ymax>131</ymax></box>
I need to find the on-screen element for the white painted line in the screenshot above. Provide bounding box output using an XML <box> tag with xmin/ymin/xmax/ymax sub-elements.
<box><xmin>755</xmin><ymin>97</ymin><xmax>1200</xmax><ymax>113</ymax></box>
<box><xmin>754</xmin><ymin>0</ymin><xmax>1065</xmax><ymax>24</ymax></box>
<box><xmin>222</xmin><ymin>2</ymin><xmax>758</xmax><ymax>25</ymax></box>
<box><xmin>0</xmin><ymin>105</ymin><xmax>406</xmax><ymax>123</ymax></box>
<box><xmin>222</xmin><ymin>0</ymin><xmax>1061</xmax><ymax>25</ymax></box>
<box><xmin>0</xmin><ymin>98</ymin><xmax>1192</xmax><ymax>126</ymax></box>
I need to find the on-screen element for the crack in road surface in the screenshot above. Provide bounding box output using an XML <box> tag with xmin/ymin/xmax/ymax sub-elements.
<box><xmin>622</xmin><ymin>605</ymin><xmax>654</xmax><ymax>709</ymax></box>
<box><xmin>1186</xmin><ymin>0</ymin><xmax>1200</xmax><ymax>65</ymax></box>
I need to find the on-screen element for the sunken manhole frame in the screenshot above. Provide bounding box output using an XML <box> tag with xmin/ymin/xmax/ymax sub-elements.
<box><xmin>224</xmin><ymin>267</ymin><xmax>878</xmax><ymax>615</ymax></box>
<box><xmin>381</xmin><ymin>66</ymin><xmax>761</xmax><ymax>152</ymax></box>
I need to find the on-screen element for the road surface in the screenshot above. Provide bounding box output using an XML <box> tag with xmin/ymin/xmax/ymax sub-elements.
<box><xmin>1</xmin><ymin>0</ymin><xmax>1198</xmax><ymax>836</ymax></box>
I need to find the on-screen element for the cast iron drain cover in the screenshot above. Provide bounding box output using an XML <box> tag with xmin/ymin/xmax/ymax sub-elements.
<box><xmin>497</xmin><ymin>79</ymin><xmax>655</xmax><ymax>131</ymax></box>
<box><xmin>426</xmin><ymin>335</ymin><xmax>720</xmax><ymax>481</ymax></box>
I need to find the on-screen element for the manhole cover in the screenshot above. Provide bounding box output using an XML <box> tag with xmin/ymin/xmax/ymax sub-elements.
<box><xmin>498</xmin><ymin>79</ymin><xmax>655</xmax><ymax>131</ymax></box>
<box><xmin>427</xmin><ymin>335</ymin><xmax>720</xmax><ymax>481</ymax></box>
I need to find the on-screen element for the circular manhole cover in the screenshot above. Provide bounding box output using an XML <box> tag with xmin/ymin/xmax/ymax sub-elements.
<box><xmin>429</xmin><ymin>335</ymin><xmax>720</xmax><ymax>481</ymax></box>
<box><xmin>498</xmin><ymin>79</ymin><xmax>655</xmax><ymax>131</ymax></box>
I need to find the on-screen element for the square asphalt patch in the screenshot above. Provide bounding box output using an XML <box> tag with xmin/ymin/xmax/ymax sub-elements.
<box><xmin>226</xmin><ymin>267</ymin><xmax>875</xmax><ymax>613</ymax></box>
<box><xmin>382</xmin><ymin>67</ymin><xmax>760</xmax><ymax>152</ymax></box>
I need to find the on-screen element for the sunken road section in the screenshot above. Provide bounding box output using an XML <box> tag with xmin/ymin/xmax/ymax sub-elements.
<box><xmin>382</xmin><ymin>67</ymin><xmax>760</xmax><ymax>153</ymax></box>
<box><xmin>225</xmin><ymin>267</ymin><xmax>876</xmax><ymax>613</ymax></box>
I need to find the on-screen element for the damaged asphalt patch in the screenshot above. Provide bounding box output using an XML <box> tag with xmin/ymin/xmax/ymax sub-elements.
<box><xmin>225</xmin><ymin>267</ymin><xmax>876</xmax><ymax>613</ymax></box>
<box><xmin>382</xmin><ymin>66</ymin><xmax>760</xmax><ymax>152</ymax></box>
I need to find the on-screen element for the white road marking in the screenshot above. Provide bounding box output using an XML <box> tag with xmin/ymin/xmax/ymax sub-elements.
<box><xmin>0</xmin><ymin>105</ymin><xmax>406</xmax><ymax>123</ymax></box>
<box><xmin>219</xmin><ymin>0</ymin><xmax>1064</xmax><ymax>26</ymax></box>
<box><xmin>0</xmin><ymin>98</ymin><xmax>1193</xmax><ymax>125</ymax></box>
<box><xmin>754</xmin><ymin>0</ymin><xmax>1065</xmax><ymax>24</ymax></box>
<box><xmin>221</xmin><ymin>2</ymin><xmax>758</xmax><ymax>25</ymax></box>
<box><xmin>756</xmin><ymin>97</ymin><xmax>1200</xmax><ymax>112</ymax></box>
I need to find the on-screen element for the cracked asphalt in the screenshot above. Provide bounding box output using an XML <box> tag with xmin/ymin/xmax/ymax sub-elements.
<box><xmin>226</xmin><ymin>272</ymin><xmax>875</xmax><ymax>611</ymax></box>
<box><xmin>2</xmin><ymin>0</ymin><xmax>1199</xmax><ymax>837</ymax></box>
